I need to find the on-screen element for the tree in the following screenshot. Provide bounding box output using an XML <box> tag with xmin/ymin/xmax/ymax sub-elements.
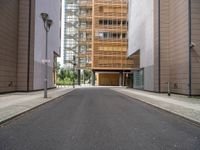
<box><xmin>84</xmin><ymin>70</ymin><xmax>91</xmax><ymax>82</ymax></box>
<box><xmin>56</xmin><ymin>67</ymin><xmax>78</xmax><ymax>85</ymax></box>
<box><xmin>59</xmin><ymin>68</ymin><xmax>67</xmax><ymax>81</ymax></box>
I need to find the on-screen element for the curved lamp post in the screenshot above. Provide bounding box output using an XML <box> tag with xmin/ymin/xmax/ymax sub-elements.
<box><xmin>41</xmin><ymin>13</ymin><xmax>53</xmax><ymax>98</ymax></box>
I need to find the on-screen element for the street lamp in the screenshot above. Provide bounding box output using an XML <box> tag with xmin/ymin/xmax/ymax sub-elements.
<box><xmin>41</xmin><ymin>12</ymin><xmax>53</xmax><ymax>98</ymax></box>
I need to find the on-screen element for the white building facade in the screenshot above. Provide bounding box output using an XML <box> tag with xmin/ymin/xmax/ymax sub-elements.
<box><xmin>128</xmin><ymin>0</ymin><xmax>154</xmax><ymax>91</ymax></box>
<box><xmin>34</xmin><ymin>0</ymin><xmax>62</xmax><ymax>90</ymax></box>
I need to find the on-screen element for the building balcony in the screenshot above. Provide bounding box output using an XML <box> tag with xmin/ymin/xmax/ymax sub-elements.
<box><xmin>79</xmin><ymin>40</ymin><xmax>92</xmax><ymax>45</ymax></box>
<box><xmin>94</xmin><ymin>1</ymin><xmax>128</xmax><ymax>7</ymax></box>
<box><xmin>94</xmin><ymin>15</ymin><xmax>127</xmax><ymax>20</ymax></box>
<box><xmin>94</xmin><ymin>27</ymin><xmax>127</xmax><ymax>32</ymax></box>
<box><xmin>94</xmin><ymin>38</ymin><xmax>128</xmax><ymax>43</ymax></box>
<box><xmin>79</xmin><ymin>15</ymin><xmax>92</xmax><ymax>21</ymax></box>
<box><xmin>79</xmin><ymin>27</ymin><xmax>92</xmax><ymax>33</ymax></box>
<box><xmin>78</xmin><ymin>0</ymin><xmax>92</xmax><ymax>8</ymax></box>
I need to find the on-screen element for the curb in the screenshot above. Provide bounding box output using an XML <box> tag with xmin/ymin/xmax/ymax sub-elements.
<box><xmin>111</xmin><ymin>89</ymin><xmax>200</xmax><ymax>127</ymax></box>
<box><xmin>0</xmin><ymin>89</ymin><xmax>75</xmax><ymax>126</ymax></box>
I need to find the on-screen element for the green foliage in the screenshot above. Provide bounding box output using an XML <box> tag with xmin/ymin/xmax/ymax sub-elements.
<box><xmin>59</xmin><ymin>68</ymin><xmax>67</xmax><ymax>81</ymax></box>
<box><xmin>56</xmin><ymin>78</ymin><xmax>73</xmax><ymax>85</ymax></box>
<box><xmin>56</xmin><ymin>66</ymin><xmax>92</xmax><ymax>85</ymax></box>
<box><xmin>83</xmin><ymin>70</ymin><xmax>91</xmax><ymax>82</ymax></box>
<box><xmin>56</xmin><ymin>67</ymin><xmax>77</xmax><ymax>85</ymax></box>
<box><xmin>55</xmin><ymin>62</ymin><xmax>61</xmax><ymax>75</ymax></box>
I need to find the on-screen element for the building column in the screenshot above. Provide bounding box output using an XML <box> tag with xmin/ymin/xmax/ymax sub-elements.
<box><xmin>122</xmin><ymin>71</ymin><xmax>125</xmax><ymax>86</ymax></box>
<box><xmin>119</xmin><ymin>71</ymin><xmax>123</xmax><ymax>86</ymax></box>
<box><xmin>92</xmin><ymin>70</ymin><xmax>95</xmax><ymax>86</ymax></box>
<box><xmin>77</xmin><ymin>69</ymin><xmax>81</xmax><ymax>85</ymax></box>
<box><xmin>83</xmin><ymin>70</ymin><xmax>85</xmax><ymax>84</ymax></box>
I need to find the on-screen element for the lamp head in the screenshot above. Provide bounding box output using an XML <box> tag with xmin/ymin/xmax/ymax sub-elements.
<box><xmin>41</xmin><ymin>13</ymin><xmax>48</xmax><ymax>22</ymax></box>
<box><xmin>47</xmin><ymin>19</ymin><xmax>53</xmax><ymax>28</ymax></box>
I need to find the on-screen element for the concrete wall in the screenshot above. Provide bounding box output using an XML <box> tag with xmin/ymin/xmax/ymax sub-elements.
<box><xmin>0</xmin><ymin>0</ymin><xmax>19</xmax><ymax>93</ymax></box>
<box><xmin>154</xmin><ymin>0</ymin><xmax>190</xmax><ymax>94</ymax></box>
<box><xmin>33</xmin><ymin>0</ymin><xmax>61</xmax><ymax>90</ymax></box>
<box><xmin>128</xmin><ymin>0</ymin><xmax>154</xmax><ymax>91</ymax></box>
<box><xmin>191</xmin><ymin>0</ymin><xmax>200</xmax><ymax>95</ymax></box>
<box><xmin>17</xmin><ymin>0</ymin><xmax>29</xmax><ymax>91</ymax></box>
<box><xmin>159</xmin><ymin>0</ymin><xmax>170</xmax><ymax>92</ymax></box>
<box><xmin>144</xmin><ymin>66</ymin><xmax>154</xmax><ymax>91</ymax></box>
<box><xmin>168</xmin><ymin>0</ymin><xmax>189</xmax><ymax>94</ymax></box>
<box><xmin>17</xmin><ymin>0</ymin><xmax>35</xmax><ymax>91</ymax></box>
<box><xmin>153</xmin><ymin>0</ymin><xmax>159</xmax><ymax>92</ymax></box>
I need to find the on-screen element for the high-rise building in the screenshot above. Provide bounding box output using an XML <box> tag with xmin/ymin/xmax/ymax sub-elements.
<box><xmin>63</xmin><ymin>0</ymin><xmax>136</xmax><ymax>86</ymax></box>
<box><xmin>128</xmin><ymin>0</ymin><xmax>200</xmax><ymax>96</ymax></box>
<box><xmin>63</xmin><ymin>0</ymin><xmax>79</xmax><ymax>68</ymax></box>
<box><xmin>0</xmin><ymin>0</ymin><xmax>61</xmax><ymax>93</ymax></box>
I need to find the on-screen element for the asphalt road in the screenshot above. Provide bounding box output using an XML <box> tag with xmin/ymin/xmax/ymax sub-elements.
<box><xmin>0</xmin><ymin>88</ymin><xmax>200</xmax><ymax>150</ymax></box>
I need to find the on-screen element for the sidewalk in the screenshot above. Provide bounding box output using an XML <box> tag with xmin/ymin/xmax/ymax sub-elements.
<box><xmin>0</xmin><ymin>87</ymin><xmax>74</xmax><ymax>124</ymax></box>
<box><xmin>111</xmin><ymin>87</ymin><xmax>200</xmax><ymax>124</ymax></box>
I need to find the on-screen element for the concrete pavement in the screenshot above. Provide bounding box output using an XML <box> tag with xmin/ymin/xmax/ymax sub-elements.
<box><xmin>0</xmin><ymin>87</ymin><xmax>74</xmax><ymax>124</ymax></box>
<box><xmin>111</xmin><ymin>87</ymin><xmax>200</xmax><ymax>124</ymax></box>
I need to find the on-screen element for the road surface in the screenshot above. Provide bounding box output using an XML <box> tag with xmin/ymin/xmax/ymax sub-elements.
<box><xmin>0</xmin><ymin>88</ymin><xmax>200</xmax><ymax>150</ymax></box>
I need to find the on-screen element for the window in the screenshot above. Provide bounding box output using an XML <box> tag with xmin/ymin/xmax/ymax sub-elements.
<box><xmin>113</xmin><ymin>20</ymin><xmax>117</xmax><ymax>25</ymax></box>
<box><xmin>99</xmin><ymin>20</ymin><xmax>103</xmax><ymax>25</ymax></box>
<box><xmin>118</xmin><ymin>20</ymin><xmax>121</xmax><ymax>25</ymax></box>
<box><xmin>103</xmin><ymin>32</ymin><xmax>108</xmax><ymax>38</ymax></box>
<box><xmin>109</xmin><ymin>20</ymin><xmax>112</xmax><ymax>25</ymax></box>
<box><xmin>122</xmin><ymin>20</ymin><xmax>127</xmax><ymax>25</ymax></box>
<box><xmin>122</xmin><ymin>33</ymin><xmax>126</xmax><ymax>38</ymax></box>
<box><xmin>113</xmin><ymin>33</ymin><xmax>117</xmax><ymax>38</ymax></box>
<box><xmin>104</xmin><ymin>20</ymin><xmax>108</xmax><ymax>25</ymax></box>
<box><xmin>133</xmin><ymin>69</ymin><xmax>144</xmax><ymax>89</ymax></box>
<box><xmin>117</xmin><ymin>33</ymin><xmax>121</xmax><ymax>38</ymax></box>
